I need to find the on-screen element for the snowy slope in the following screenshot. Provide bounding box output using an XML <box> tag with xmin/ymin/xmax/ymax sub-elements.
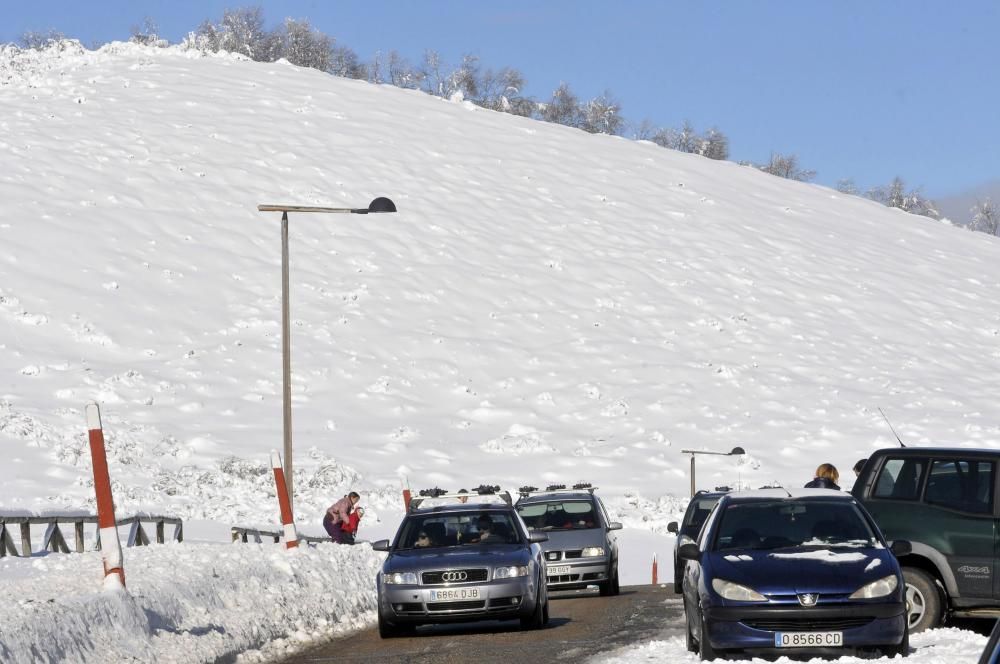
<box><xmin>2</xmin><ymin>39</ymin><xmax>999</xmax><ymax>664</ymax></box>
<box><xmin>2</xmin><ymin>40</ymin><xmax>1000</xmax><ymax>534</ymax></box>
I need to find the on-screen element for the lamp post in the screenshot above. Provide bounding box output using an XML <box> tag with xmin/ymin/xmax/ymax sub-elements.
<box><xmin>680</xmin><ymin>446</ymin><xmax>746</xmax><ymax>497</ymax></box>
<box><xmin>257</xmin><ymin>197</ymin><xmax>397</xmax><ymax>513</ymax></box>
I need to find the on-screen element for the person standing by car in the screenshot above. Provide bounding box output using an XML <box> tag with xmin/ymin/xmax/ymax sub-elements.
<box><xmin>853</xmin><ymin>458</ymin><xmax>868</xmax><ymax>477</ymax></box>
<box><xmin>804</xmin><ymin>463</ymin><xmax>841</xmax><ymax>490</ymax></box>
<box><xmin>324</xmin><ymin>491</ymin><xmax>360</xmax><ymax>543</ymax></box>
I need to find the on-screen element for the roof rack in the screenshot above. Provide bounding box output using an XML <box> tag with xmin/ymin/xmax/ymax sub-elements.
<box><xmin>518</xmin><ymin>482</ymin><xmax>598</xmax><ymax>497</ymax></box>
<box><xmin>409</xmin><ymin>487</ymin><xmax>512</xmax><ymax>512</ymax></box>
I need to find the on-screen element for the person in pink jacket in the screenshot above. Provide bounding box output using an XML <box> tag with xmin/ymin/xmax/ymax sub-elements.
<box><xmin>324</xmin><ymin>491</ymin><xmax>360</xmax><ymax>543</ymax></box>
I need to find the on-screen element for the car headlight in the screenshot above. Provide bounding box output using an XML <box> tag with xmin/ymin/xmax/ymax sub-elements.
<box><xmin>494</xmin><ymin>565</ymin><xmax>529</xmax><ymax>579</ymax></box>
<box><xmin>849</xmin><ymin>574</ymin><xmax>898</xmax><ymax>599</ymax></box>
<box><xmin>581</xmin><ymin>546</ymin><xmax>605</xmax><ymax>557</ymax></box>
<box><xmin>384</xmin><ymin>572</ymin><xmax>418</xmax><ymax>585</ymax></box>
<box><xmin>711</xmin><ymin>578</ymin><xmax>766</xmax><ymax>601</ymax></box>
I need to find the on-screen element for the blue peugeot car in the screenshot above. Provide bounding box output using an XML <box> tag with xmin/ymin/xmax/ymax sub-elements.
<box><xmin>679</xmin><ymin>489</ymin><xmax>910</xmax><ymax>660</ymax></box>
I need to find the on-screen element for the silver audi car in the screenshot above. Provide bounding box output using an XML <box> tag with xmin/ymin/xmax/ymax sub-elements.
<box><xmin>371</xmin><ymin>488</ymin><xmax>550</xmax><ymax>638</ymax></box>
<box><xmin>515</xmin><ymin>484</ymin><xmax>622</xmax><ymax>595</ymax></box>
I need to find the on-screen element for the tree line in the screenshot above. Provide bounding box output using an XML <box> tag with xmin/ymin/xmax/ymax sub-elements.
<box><xmin>15</xmin><ymin>7</ymin><xmax>998</xmax><ymax>237</ymax></box>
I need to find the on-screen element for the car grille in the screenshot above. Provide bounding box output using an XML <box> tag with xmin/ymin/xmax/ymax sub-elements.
<box><xmin>545</xmin><ymin>550</ymin><xmax>583</xmax><ymax>561</ymax></box>
<box><xmin>547</xmin><ymin>574</ymin><xmax>582</xmax><ymax>583</ymax></box>
<box><xmin>427</xmin><ymin>600</ymin><xmax>486</xmax><ymax>612</ymax></box>
<box><xmin>743</xmin><ymin>617</ymin><xmax>874</xmax><ymax>631</ymax></box>
<box><xmin>421</xmin><ymin>569</ymin><xmax>489</xmax><ymax>585</ymax></box>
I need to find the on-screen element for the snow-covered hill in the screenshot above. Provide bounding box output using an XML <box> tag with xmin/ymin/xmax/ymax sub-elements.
<box><xmin>3</xmin><ymin>39</ymin><xmax>999</xmax><ymax>664</ymax></box>
<box><xmin>3</xmin><ymin>40</ymin><xmax>1000</xmax><ymax>533</ymax></box>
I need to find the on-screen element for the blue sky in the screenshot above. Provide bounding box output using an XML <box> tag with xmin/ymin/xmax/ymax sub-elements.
<box><xmin>4</xmin><ymin>0</ymin><xmax>998</xmax><ymax>198</ymax></box>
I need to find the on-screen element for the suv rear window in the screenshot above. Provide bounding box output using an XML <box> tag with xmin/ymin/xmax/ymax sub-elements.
<box><xmin>926</xmin><ymin>459</ymin><xmax>994</xmax><ymax>514</ymax></box>
<box><xmin>517</xmin><ymin>500</ymin><xmax>598</xmax><ymax>531</ymax></box>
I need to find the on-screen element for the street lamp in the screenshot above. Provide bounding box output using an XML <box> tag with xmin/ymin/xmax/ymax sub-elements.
<box><xmin>680</xmin><ymin>446</ymin><xmax>745</xmax><ymax>497</ymax></box>
<box><xmin>257</xmin><ymin>197</ymin><xmax>397</xmax><ymax>512</ymax></box>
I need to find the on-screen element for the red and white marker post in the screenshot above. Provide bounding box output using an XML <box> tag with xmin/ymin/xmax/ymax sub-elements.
<box><xmin>86</xmin><ymin>403</ymin><xmax>125</xmax><ymax>589</ymax></box>
<box><xmin>271</xmin><ymin>450</ymin><xmax>299</xmax><ymax>549</ymax></box>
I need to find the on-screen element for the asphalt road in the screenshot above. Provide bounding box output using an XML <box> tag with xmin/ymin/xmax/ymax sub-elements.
<box><xmin>282</xmin><ymin>585</ymin><xmax>684</xmax><ymax>664</ymax></box>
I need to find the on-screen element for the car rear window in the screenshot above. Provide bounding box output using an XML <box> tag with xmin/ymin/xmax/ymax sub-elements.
<box><xmin>516</xmin><ymin>500</ymin><xmax>598</xmax><ymax>531</ymax></box>
<box><xmin>713</xmin><ymin>500</ymin><xmax>877</xmax><ymax>551</ymax></box>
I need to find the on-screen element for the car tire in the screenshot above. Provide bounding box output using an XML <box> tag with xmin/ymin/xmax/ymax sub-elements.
<box><xmin>520</xmin><ymin>594</ymin><xmax>546</xmax><ymax>630</ymax></box>
<box><xmin>674</xmin><ymin>561</ymin><xmax>683</xmax><ymax>594</ymax></box>
<box><xmin>378</xmin><ymin>610</ymin><xmax>401</xmax><ymax>639</ymax></box>
<box><xmin>521</xmin><ymin>575</ymin><xmax>547</xmax><ymax>630</ymax></box>
<box><xmin>886</xmin><ymin>622</ymin><xmax>910</xmax><ymax>658</ymax></box>
<box><xmin>902</xmin><ymin>567</ymin><xmax>943</xmax><ymax>633</ymax></box>
<box><xmin>599</xmin><ymin>562</ymin><xmax>621</xmax><ymax>596</ymax></box>
<box><xmin>685</xmin><ymin>608</ymin><xmax>698</xmax><ymax>653</ymax></box>
<box><xmin>698</xmin><ymin>611</ymin><xmax>719</xmax><ymax>661</ymax></box>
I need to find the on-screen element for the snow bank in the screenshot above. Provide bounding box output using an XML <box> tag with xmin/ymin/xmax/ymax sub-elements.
<box><xmin>0</xmin><ymin>542</ymin><xmax>383</xmax><ymax>664</ymax></box>
<box><xmin>592</xmin><ymin>628</ymin><xmax>989</xmax><ymax>663</ymax></box>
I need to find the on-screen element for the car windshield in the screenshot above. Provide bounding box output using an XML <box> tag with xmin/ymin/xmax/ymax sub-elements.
<box><xmin>396</xmin><ymin>511</ymin><xmax>521</xmax><ymax>549</ymax></box>
<box><xmin>516</xmin><ymin>500</ymin><xmax>598</xmax><ymax>531</ymax></box>
<box><xmin>713</xmin><ymin>500</ymin><xmax>877</xmax><ymax>552</ymax></box>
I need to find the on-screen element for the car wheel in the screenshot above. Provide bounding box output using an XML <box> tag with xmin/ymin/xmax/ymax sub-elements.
<box><xmin>674</xmin><ymin>561</ymin><xmax>683</xmax><ymax>594</ymax></box>
<box><xmin>685</xmin><ymin>608</ymin><xmax>698</xmax><ymax>653</ymax></box>
<box><xmin>520</xmin><ymin>594</ymin><xmax>546</xmax><ymax>630</ymax></box>
<box><xmin>885</xmin><ymin>622</ymin><xmax>909</xmax><ymax>658</ymax></box>
<box><xmin>521</xmin><ymin>575</ymin><xmax>547</xmax><ymax>630</ymax></box>
<box><xmin>903</xmin><ymin>567</ymin><xmax>943</xmax><ymax>633</ymax></box>
<box><xmin>698</xmin><ymin>611</ymin><xmax>718</xmax><ymax>661</ymax></box>
<box><xmin>378</xmin><ymin>610</ymin><xmax>401</xmax><ymax>639</ymax></box>
<box><xmin>599</xmin><ymin>562</ymin><xmax>621</xmax><ymax>596</ymax></box>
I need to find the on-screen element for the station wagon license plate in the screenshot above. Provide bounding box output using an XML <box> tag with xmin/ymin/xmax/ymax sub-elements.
<box><xmin>775</xmin><ymin>631</ymin><xmax>843</xmax><ymax>648</ymax></box>
<box><xmin>547</xmin><ymin>565</ymin><xmax>572</xmax><ymax>576</ymax></box>
<box><xmin>430</xmin><ymin>587</ymin><xmax>481</xmax><ymax>601</ymax></box>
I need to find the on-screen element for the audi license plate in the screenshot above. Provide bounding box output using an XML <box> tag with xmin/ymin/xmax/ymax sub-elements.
<box><xmin>775</xmin><ymin>631</ymin><xmax>843</xmax><ymax>648</ymax></box>
<box><xmin>430</xmin><ymin>587</ymin><xmax>481</xmax><ymax>601</ymax></box>
<box><xmin>547</xmin><ymin>565</ymin><xmax>572</xmax><ymax>576</ymax></box>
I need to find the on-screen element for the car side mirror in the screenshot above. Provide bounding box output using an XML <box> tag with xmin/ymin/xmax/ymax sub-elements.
<box><xmin>529</xmin><ymin>531</ymin><xmax>549</xmax><ymax>543</ymax></box>
<box><xmin>607</xmin><ymin>522</ymin><xmax>623</xmax><ymax>531</ymax></box>
<box><xmin>678</xmin><ymin>542</ymin><xmax>701</xmax><ymax>561</ymax></box>
<box><xmin>371</xmin><ymin>539</ymin><xmax>391</xmax><ymax>552</ymax></box>
<box><xmin>889</xmin><ymin>540</ymin><xmax>911</xmax><ymax>557</ymax></box>
<box><xmin>667</xmin><ymin>521</ymin><xmax>679</xmax><ymax>534</ymax></box>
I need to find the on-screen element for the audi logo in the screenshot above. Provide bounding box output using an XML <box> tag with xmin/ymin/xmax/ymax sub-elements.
<box><xmin>441</xmin><ymin>571</ymin><xmax>468</xmax><ymax>582</ymax></box>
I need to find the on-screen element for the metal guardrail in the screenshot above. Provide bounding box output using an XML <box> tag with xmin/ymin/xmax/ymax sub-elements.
<box><xmin>230</xmin><ymin>526</ymin><xmax>329</xmax><ymax>544</ymax></box>
<box><xmin>0</xmin><ymin>514</ymin><xmax>183</xmax><ymax>557</ymax></box>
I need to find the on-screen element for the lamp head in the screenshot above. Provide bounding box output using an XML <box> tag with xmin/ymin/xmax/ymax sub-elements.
<box><xmin>353</xmin><ymin>197</ymin><xmax>397</xmax><ymax>214</ymax></box>
<box><xmin>729</xmin><ymin>446</ymin><xmax>746</xmax><ymax>456</ymax></box>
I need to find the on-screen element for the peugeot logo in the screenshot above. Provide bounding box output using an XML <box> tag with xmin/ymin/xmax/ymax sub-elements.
<box><xmin>797</xmin><ymin>593</ymin><xmax>818</xmax><ymax>607</ymax></box>
<box><xmin>442</xmin><ymin>571</ymin><xmax>468</xmax><ymax>582</ymax></box>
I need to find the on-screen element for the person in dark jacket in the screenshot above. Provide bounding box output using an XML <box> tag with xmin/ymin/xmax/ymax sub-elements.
<box><xmin>324</xmin><ymin>491</ymin><xmax>360</xmax><ymax>543</ymax></box>
<box><xmin>853</xmin><ymin>458</ymin><xmax>868</xmax><ymax>477</ymax></box>
<box><xmin>804</xmin><ymin>463</ymin><xmax>841</xmax><ymax>490</ymax></box>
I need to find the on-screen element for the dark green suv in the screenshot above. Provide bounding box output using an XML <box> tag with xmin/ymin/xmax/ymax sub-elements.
<box><xmin>852</xmin><ymin>447</ymin><xmax>1000</xmax><ymax>632</ymax></box>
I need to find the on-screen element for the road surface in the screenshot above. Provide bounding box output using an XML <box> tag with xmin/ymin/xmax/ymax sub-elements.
<box><xmin>282</xmin><ymin>585</ymin><xmax>684</xmax><ymax>664</ymax></box>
